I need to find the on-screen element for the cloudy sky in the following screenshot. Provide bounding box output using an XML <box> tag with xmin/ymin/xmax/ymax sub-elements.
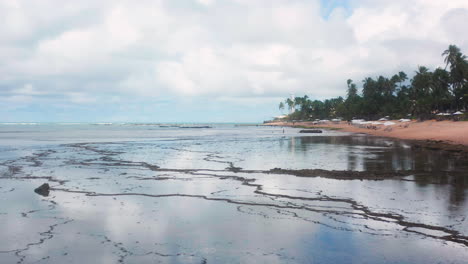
<box><xmin>1</xmin><ymin>0</ymin><xmax>468</xmax><ymax>122</ymax></box>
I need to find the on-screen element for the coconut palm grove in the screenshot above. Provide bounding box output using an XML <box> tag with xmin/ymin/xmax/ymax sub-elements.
<box><xmin>279</xmin><ymin>45</ymin><xmax>468</xmax><ymax>121</ymax></box>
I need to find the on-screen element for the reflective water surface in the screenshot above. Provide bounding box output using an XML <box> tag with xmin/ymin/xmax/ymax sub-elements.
<box><xmin>0</xmin><ymin>124</ymin><xmax>467</xmax><ymax>263</ymax></box>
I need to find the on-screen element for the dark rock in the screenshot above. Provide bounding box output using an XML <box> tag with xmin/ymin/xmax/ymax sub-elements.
<box><xmin>179</xmin><ymin>126</ymin><xmax>212</xmax><ymax>129</ymax></box>
<box><xmin>299</xmin><ymin>129</ymin><xmax>323</xmax><ymax>133</ymax></box>
<box><xmin>34</xmin><ymin>183</ymin><xmax>50</xmax><ymax>197</ymax></box>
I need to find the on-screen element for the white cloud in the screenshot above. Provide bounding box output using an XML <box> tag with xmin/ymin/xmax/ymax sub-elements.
<box><xmin>1</xmin><ymin>0</ymin><xmax>468</xmax><ymax>106</ymax></box>
<box><xmin>4</xmin><ymin>95</ymin><xmax>34</xmax><ymax>103</ymax></box>
<box><xmin>67</xmin><ymin>92</ymin><xmax>97</xmax><ymax>104</ymax></box>
<box><xmin>11</xmin><ymin>84</ymin><xmax>44</xmax><ymax>95</ymax></box>
<box><xmin>196</xmin><ymin>0</ymin><xmax>216</xmax><ymax>6</ymax></box>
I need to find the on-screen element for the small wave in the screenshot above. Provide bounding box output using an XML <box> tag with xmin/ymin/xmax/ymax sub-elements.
<box><xmin>91</xmin><ymin>123</ymin><xmax>114</xmax><ymax>125</ymax></box>
<box><xmin>57</xmin><ymin>123</ymin><xmax>83</xmax><ymax>125</ymax></box>
<box><xmin>0</xmin><ymin>123</ymin><xmax>39</xmax><ymax>125</ymax></box>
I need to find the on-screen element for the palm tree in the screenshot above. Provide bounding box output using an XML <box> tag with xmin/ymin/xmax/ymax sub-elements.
<box><xmin>432</xmin><ymin>68</ymin><xmax>452</xmax><ymax>111</ymax></box>
<box><xmin>442</xmin><ymin>45</ymin><xmax>462</xmax><ymax>70</ymax></box>
<box><xmin>346</xmin><ymin>79</ymin><xmax>358</xmax><ymax>99</ymax></box>
<box><xmin>285</xmin><ymin>98</ymin><xmax>294</xmax><ymax>114</ymax></box>
<box><xmin>278</xmin><ymin>102</ymin><xmax>285</xmax><ymax>113</ymax></box>
<box><xmin>397</xmin><ymin>71</ymin><xmax>408</xmax><ymax>90</ymax></box>
<box><xmin>442</xmin><ymin>45</ymin><xmax>468</xmax><ymax>109</ymax></box>
<box><xmin>411</xmin><ymin>66</ymin><xmax>433</xmax><ymax>119</ymax></box>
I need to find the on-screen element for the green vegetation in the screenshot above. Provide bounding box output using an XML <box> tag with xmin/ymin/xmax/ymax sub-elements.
<box><xmin>280</xmin><ymin>45</ymin><xmax>468</xmax><ymax>121</ymax></box>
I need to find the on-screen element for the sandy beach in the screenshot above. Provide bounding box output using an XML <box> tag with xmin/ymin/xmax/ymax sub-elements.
<box><xmin>268</xmin><ymin>120</ymin><xmax>468</xmax><ymax>146</ymax></box>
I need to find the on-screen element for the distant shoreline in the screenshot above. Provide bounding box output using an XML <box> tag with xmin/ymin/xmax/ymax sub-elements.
<box><xmin>266</xmin><ymin>119</ymin><xmax>468</xmax><ymax>151</ymax></box>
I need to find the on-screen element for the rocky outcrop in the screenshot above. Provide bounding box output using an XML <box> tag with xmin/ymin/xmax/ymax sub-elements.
<box><xmin>299</xmin><ymin>129</ymin><xmax>323</xmax><ymax>133</ymax></box>
<box><xmin>34</xmin><ymin>183</ymin><xmax>50</xmax><ymax>197</ymax></box>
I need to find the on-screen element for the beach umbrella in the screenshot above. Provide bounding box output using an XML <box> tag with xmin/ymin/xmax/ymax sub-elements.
<box><xmin>384</xmin><ymin>121</ymin><xmax>396</xmax><ymax>126</ymax></box>
<box><xmin>453</xmin><ymin>111</ymin><xmax>463</xmax><ymax>115</ymax></box>
<box><xmin>436</xmin><ymin>113</ymin><xmax>445</xmax><ymax>116</ymax></box>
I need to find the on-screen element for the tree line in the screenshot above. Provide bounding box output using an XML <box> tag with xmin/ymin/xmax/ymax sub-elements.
<box><xmin>278</xmin><ymin>45</ymin><xmax>468</xmax><ymax>121</ymax></box>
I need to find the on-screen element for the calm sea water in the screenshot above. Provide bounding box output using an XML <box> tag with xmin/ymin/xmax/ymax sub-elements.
<box><xmin>0</xmin><ymin>123</ymin><xmax>467</xmax><ymax>263</ymax></box>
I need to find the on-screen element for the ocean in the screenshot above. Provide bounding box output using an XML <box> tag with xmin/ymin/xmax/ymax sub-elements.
<box><xmin>1</xmin><ymin>123</ymin><xmax>467</xmax><ymax>263</ymax></box>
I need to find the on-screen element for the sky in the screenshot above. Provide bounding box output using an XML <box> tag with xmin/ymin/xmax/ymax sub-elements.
<box><xmin>1</xmin><ymin>0</ymin><xmax>468</xmax><ymax>123</ymax></box>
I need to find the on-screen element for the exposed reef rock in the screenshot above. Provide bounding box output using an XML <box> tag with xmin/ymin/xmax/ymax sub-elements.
<box><xmin>179</xmin><ymin>126</ymin><xmax>212</xmax><ymax>129</ymax></box>
<box><xmin>267</xmin><ymin>168</ymin><xmax>412</xmax><ymax>180</ymax></box>
<box><xmin>34</xmin><ymin>183</ymin><xmax>50</xmax><ymax>197</ymax></box>
<box><xmin>299</xmin><ymin>129</ymin><xmax>323</xmax><ymax>133</ymax></box>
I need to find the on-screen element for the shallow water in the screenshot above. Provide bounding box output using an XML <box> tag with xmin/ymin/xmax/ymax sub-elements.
<box><xmin>0</xmin><ymin>123</ymin><xmax>467</xmax><ymax>263</ymax></box>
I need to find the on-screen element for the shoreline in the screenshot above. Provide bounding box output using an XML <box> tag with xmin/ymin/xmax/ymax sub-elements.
<box><xmin>266</xmin><ymin>119</ymin><xmax>468</xmax><ymax>153</ymax></box>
